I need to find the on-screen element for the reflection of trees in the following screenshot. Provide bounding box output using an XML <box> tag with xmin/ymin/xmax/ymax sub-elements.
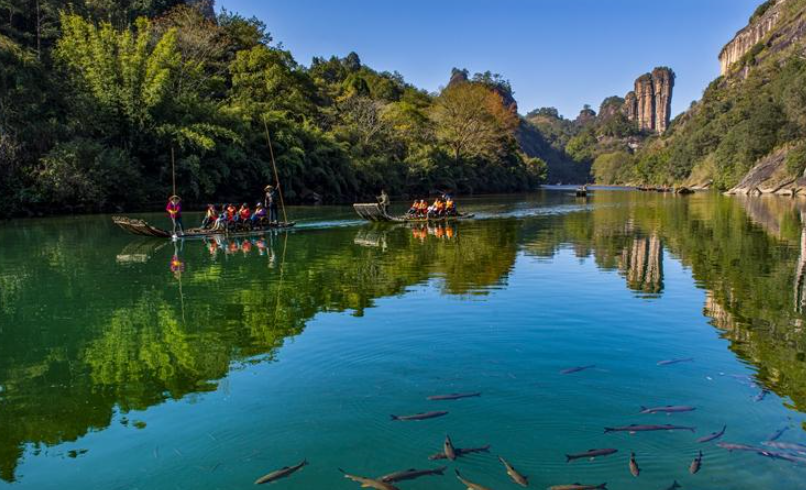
<box><xmin>0</xmin><ymin>219</ymin><xmax>520</xmax><ymax>481</ymax></box>
<box><xmin>5</xmin><ymin>195</ymin><xmax>806</xmax><ymax>482</ymax></box>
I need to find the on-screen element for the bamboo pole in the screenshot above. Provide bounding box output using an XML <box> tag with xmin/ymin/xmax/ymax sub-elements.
<box><xmin>263</xmin><ymin>116</ymin><xmax>288</xmax><ymax>223</ymax></box>
<box><xmin>171</xmin><ymin>146</ymin><xmax>177</xmax><ymax>196</ymax></box>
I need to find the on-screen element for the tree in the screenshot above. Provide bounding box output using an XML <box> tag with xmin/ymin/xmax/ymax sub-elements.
<box><xmin>431</xmin><ymin>81</ymin><xmax>518</xmax><ymax>160</ymax></box>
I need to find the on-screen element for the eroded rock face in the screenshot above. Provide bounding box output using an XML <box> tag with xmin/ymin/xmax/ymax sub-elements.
<box><xmin>719</xmin><ymin>0</ymin><xmax>787</xmax><ymax>75</ymax></box>
<box><xmin>622</xmin><ymin>68</ymin><xmax>675</xmax><ymax>133</ymax></box>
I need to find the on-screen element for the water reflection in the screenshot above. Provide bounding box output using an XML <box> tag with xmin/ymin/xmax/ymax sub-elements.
<box><xmin>1</xmin><ymin>193</ymin><xmax>806</xmax><ymax>483</ymax></box>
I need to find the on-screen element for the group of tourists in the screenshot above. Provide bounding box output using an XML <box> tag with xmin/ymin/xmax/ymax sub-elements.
<box><xmin>165</xmin><ymin>184</ymin><xmax>281</xmax><ymax>236</ymax></box>
<box><xmin>407</xmin><ymin>195</ymin><xmax>457</xmax><ymax>218</ymax></box>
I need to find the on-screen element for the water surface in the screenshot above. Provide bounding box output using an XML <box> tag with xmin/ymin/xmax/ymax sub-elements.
<box><xmin>1</xmin><ymin>191</ymin><xmax>806</xmax><ymax>489</ymax></box>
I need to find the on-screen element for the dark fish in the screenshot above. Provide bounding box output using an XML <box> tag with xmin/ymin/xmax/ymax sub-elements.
<box><xmin>657</xmin><ymin>358</ymin><xmax>694</xmax><ymax>366</ymax></box>
<box><xmin>566</xmin><ymin>448</ymin><xmax>618</xmax><ymax>462</ymax></box>
<box><xmin>254</xmin><ymin>460</ymin><xmax>308</xmax><ymax>485</ymax></box>
<box><xmin>754</xmin><ymin>390</ymin><xmax>770</xmax><ymax>402</ymax></box>
<box><xmin>549</xmin><ymin>484</ymin><xmax>607</xmax><ymax>490</ymax></box>
<box><xmin>340</xmin><ymin>469</ymin><xmax>400</xmax><ymax>490</ymax></box>
<box><xmin>696</xmin><ymin>425</ymin><xmax>726</xmax><ymax>443</ymax></box>
<box><xmin>766</xmin><ymin>452</ymin><xmax>806</xmax><ymax>465</ymax></box>
<box><xmin>429</xmin><ymin>445</ymin><xmax>491</xmax><ymax>460</ymax></box>
<box><xmin>689</xmin><ymin>451</ymin><xmax>702</xmax><ymax>474</ymax></box>
<box><xmin>560</xmin><ymin>365</ymin><xmax>596</xmax><ymax>375</ymax></box>
<box><xmin>767</xmin><ymin>426</ymin><xmax>789</xmax><ymax>442</ymax></box>
<box><xmin>640</xmin><ymin>405</ymin><xmax>696</xmax><ymax>415</ymax></box>
<box><xmin>378</xmin><ymin>466</ymin><xmax>446</xmax><ymax>483</ymax></box>
<box><xmin>604</xmin><ymin>424</ymin><xmax>695</xmax><ymax>434</ymax></box>
<box><xmin>629</xmin><ymin>452</ymin><xmax>640</xmax><ymax>477</ymax></box>
<box><xmin>499</xmin><ymin>456</ymin><xmax>528</xmax><ymax>487</ymax></box>
<box><xmin>762</xmin><ymin>441</ymin><xmax>806</xmax><ymax>454</ymax></box>
<box><xmin>428</xmin><ymin>392</ymin><xmax>481</xmax><ymax>401</ymax></box>
<box><xmin>716</xmin><ymin>442</ymin><xmax>773</xmax><ymax>456</ymax></box>
<box><xmin>455</xmin><ymin>469</ymin><xmax>494</xmax><ymax>490</ymax></box>
<box><xmin>390</xmin><ymin>411</ymin><xmax>448</xmax><ymax>421</ymax></box>
<box><xmin>444</xmin><ymin>435</ymin><xmax>457</xmax><ymax>461</ymax></box>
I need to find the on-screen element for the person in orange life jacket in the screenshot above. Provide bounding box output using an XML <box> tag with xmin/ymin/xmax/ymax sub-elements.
<box><xmin>166</xmin><ymin>195</ymin><xmax>183</xmax><ymax>235</ymax></box>
<box><xmin>237</xmin><ymin>203</ymin><xmax>251</xmax><ymax>222</ymax></box>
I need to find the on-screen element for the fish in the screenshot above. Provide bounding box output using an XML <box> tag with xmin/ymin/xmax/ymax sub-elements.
<box><xmin>657</xmin><ymin>358</ymin><xmax>694</xmax><ymax>366</ymax></box>
<box><xmin>696</xmin><ymin>425</ymin><xmax>726</xmax><ymax>443</ymax></box>
<box><xmin>340</xmin><ymin>469</ymin><xmax>400</xmax><ymax>490</ymax></box>
<box><xmin>766</xmin><ymin>452</ymin><xmax>806</xmax><ymax>465</ymax></box>
<box><xmin>254</xmin><ymin>460</ymin><xmax>308</xmax><ymax>485</ymax></box>
<box><xmin>762</xmin><ymin>441</ymin><xmax>806</xmax><ymax>454</ymax></box>
<box><xmin>499</xmin><ymin>456</ymin><xmax>528</xmax><ymax>487</ymax></box>
<box><xmin>716</xmin><ymin>442</ymin><xmax>773</xmax><ymax>456</ymax></box>
<box><xmin>566</xmin><ymin>448</ymin><xmax>618</xmax><ymax>462</ymax></box>
<box><xmin>640</xmin><ymin>405</ymin><xmax>696</xmax><ymax>415</ymax></box>
<box><xmin>604</xmin><ymin>424</ymin><xmax>695</xmax><ymax>434</ymax></box>
<box><xmin>455</xmin><ymin>469</ymin><xmax>494</xmax><ymax>490</ymax></box>
<box><xmin>548</xmin><ymin>483</ymin><xmax>607</xmax><ymax>490</ymax></box>
<box><xmin>378</xmin><ymin>466</ymin><xmax>446</xmax><ymax>483</ymax></box>
<box><xmin>390</xmin><ymin>411</ymin><xmax>448</xmax><ymax>421</ymax></box>
<box><xmin>662</xmin><ymin>481</ymin><xmax>681</xmax><ymax>490</ymax></box>
<box><xmin>560</xmin><ymin>365</ymin><xmax>596</xmax><ymax>375</ymax></box>
<box><xmin>754</xmin><ymin>390</ymin><xmax>770</xmax><ymax>402</ymax></box>
<box><xmin>689</xmin><ymin>451</ymin><xmax>702</xmax><ymax>474</ymax></box>
<box><xmin>429</xmin><ymin>445</ymin><xmax>491</xmax><ymax>460</ymax></box>
<box><xmin>428</xmin><ymin>392</ymin><xmax>481</xmax><ymax>401</ymax></box>
<box><xmin>629</xmin><ymin>452</ymin><xmax>640</xmax><ymax>477</ymax></box>
<box><xmin>767</xmin><ymin>426</ymin><xmax>789</xmax><ymax>442</ymax></box>
<box><xmin>444</xmin><ymin>435</ymin><xmax>457</xmax><ymax>461</ymax></box>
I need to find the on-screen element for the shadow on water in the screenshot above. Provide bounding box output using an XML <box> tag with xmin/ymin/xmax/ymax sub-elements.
<box><xmin>0</xmin><ymin>192</ymin><xmax>805</xmax><ymax>483</ymax></box>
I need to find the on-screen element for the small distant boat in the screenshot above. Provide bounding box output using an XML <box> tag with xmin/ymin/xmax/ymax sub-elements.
<box><xmin>353</xmin><ymin>203</ymin><xmax>474</xmax><ymax>223</ymax></box>
<box><xmin>575</xmin><ymin>186</ymin><xmax>589</xmax><ymax>197</ymax></box>
<box><xmin>112</xmin><ymin>216</ymin><xmax>295</xmax><ymax>239</ymax></box>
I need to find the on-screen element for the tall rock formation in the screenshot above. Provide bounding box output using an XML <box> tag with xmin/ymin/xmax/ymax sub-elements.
<box><xmin>622</xmin><ymin>68</ymin><xmax>675</xmax><ymax>133</ymax></box>
<box><xmin>719</xmin><ymin>0</ymin><xmax>787</xmax><ymax>75</ymax></box>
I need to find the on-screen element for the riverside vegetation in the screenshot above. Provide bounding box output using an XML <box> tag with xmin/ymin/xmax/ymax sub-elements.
<box><xmin>0</xmin><ymin>0</ymin><xmax>548</xmax><ymax>218</ymax></box>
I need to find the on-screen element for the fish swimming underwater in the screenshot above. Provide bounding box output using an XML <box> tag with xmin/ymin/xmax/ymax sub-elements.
<box><xmin>254</xmin><ymin>460</ymin><xmax>308</xmax><ymax>485</ymax></box>
<box><xmin>499</xmin><ymin>456</ymin><xmax>528</xmax><ymax>487</ymax></box>
<box><xmin>428</xmin><ymin>392</ymin><xmax>481</xmax><ymax>401</ymax></box>
<box><xmin>566</xmin><ymin>448</ymin><xmax>618</xmax><ymax>462</ymax></box>
<box><xmin>378</xmin><ymin>466</ymin><xmax>446</xmax><ymax>483</ymax></box>
<box><xmin>696</xmin><ymin>425</ymin><xmax>726</xmax><ymax>443</ymax></box>
<box><xmin>604</xmin><ymin>424</ymin><xmax>695</xmax><ymax>434</ymax></box>
<box><xmin>390</xmin><ymin>411</ymin><xmax>448</xmax><ymax>421</ymax></box>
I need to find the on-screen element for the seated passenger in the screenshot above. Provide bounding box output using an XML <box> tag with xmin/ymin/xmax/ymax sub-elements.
<box><xmin>445</xmin><ymin>198</ymin><xmax>455</xmax><ymax>215</ymax></box>
<box><xmin>226</xmin><ymin>203</ymin><xmax>237</xmax><ymax>222</ymax></box>
<box><xmin>252</xmin><ymin>202</ymin><xmax>267</xmax><ymax>224</ymax></box>
<box><xmin>238</xmin><ymin>203</ymin><xmax>251</xmax><ymax>222</ymax></box>
<box><xmin>201</xmin><ymin>204</ymin><xmax>217</xmax><ymax>228</ymax></box>
<box><xmin>408</xmin><ymin>199</ymin><xmax>420</xmax><ymax>215</ymax></box>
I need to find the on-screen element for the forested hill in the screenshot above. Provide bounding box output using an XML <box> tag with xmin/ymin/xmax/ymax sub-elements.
<box><xmin>0</xmin><ymin>0</ymin><xmax>556</xmax><ymax>217</ymax></box>
<box><xmin>589</xmin><ymin>0</ymin><xmax>806</xmax><ymax>191</ymax></box>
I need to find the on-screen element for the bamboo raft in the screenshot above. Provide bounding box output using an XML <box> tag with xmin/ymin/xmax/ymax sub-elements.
<box><xmin>353</xmin><ymin>203</ymin><xmax>474</xmax><ymax>223</ymax></box>
<box><xmin>112</xmin><ymin>216</ymin><xmax>295</xmax><ymax>239</ymax></box>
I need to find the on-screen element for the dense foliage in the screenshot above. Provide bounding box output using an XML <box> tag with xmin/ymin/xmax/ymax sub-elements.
<box><xmin>0</xmin><ymin>1</ymin><xmax>546</xmax><ymax>216</ymax></box>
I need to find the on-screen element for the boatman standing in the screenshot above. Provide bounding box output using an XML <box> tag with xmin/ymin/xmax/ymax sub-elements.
<box><xmin>377</xmin><ymin>189</ymin><xmax>390</xmax><ymax>215</ymax></box>
<box><xmin>166</xmin><ymin>195</ymin><xmax>184</xmax><ymax>235</ymax></box>
<box><xmin>264</xmin><ymin>184</ymin><xmax>279</xmax><ymax>224</ymax></box>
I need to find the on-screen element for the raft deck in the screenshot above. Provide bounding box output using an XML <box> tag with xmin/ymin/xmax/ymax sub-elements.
<box><xmin>112</xmin><ymin>216</ymin><xmax>295</xmax><ymax>239</ymax></box>
<box><xmin>352</xmin><ymin>203</ymin><xmax>474</xmax><ymax>223</ymax></box>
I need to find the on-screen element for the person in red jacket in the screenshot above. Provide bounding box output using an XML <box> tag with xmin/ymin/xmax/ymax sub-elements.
<box><xmin>238</xmin><ymin>203</ymin><xmax>251</xmax><ymax>222</ymax></box>
<box><xmin>166</xmin><ymin>195</ymin><xmax>183</xmax><ymax>235</ymax></box>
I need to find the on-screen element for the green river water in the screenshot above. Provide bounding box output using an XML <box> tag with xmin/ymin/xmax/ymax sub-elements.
<box><xmin>1</xmin><ymin>189</ymin><xmax>805</xmax><ymax>489</ymax></box>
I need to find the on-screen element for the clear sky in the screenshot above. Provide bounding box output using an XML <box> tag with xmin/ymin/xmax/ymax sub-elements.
<box><xmin>217</xmin><ymin>0</ymin><xmax>761</xmax><ymax>118</ymax></box>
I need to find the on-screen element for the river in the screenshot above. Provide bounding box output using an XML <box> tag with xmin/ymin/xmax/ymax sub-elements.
<box><xmin>0</xmin><ymin>190</ymin><xmax>805</xmax><ymax>489</ymax></box>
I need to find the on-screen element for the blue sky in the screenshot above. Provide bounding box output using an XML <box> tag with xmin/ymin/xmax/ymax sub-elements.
<box><xmin>218</xmin><ymin>0</ymin><xmax>761</xmax><ymax>118</ymax></box>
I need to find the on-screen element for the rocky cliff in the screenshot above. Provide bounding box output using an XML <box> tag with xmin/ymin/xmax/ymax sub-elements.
<box><xmin>719</xmin><ymin>0</ymin><xmax>787</xmax><ymax>76</ymax></box>
<box><xmin>622</xmin><ymin>68</ymin><xmax>675</xmax><ymax>134</ymax></box>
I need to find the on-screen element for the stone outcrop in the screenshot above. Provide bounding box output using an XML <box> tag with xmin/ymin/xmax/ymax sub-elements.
<box><xmin>719</xmin><ymin>0</ymin><xmax>787</xmax><ymax>75</ymax></box>
<box><xmin>622</xmin><ymin>68</ymin><xmax>675</xmax><ymax>133</ymax></box>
